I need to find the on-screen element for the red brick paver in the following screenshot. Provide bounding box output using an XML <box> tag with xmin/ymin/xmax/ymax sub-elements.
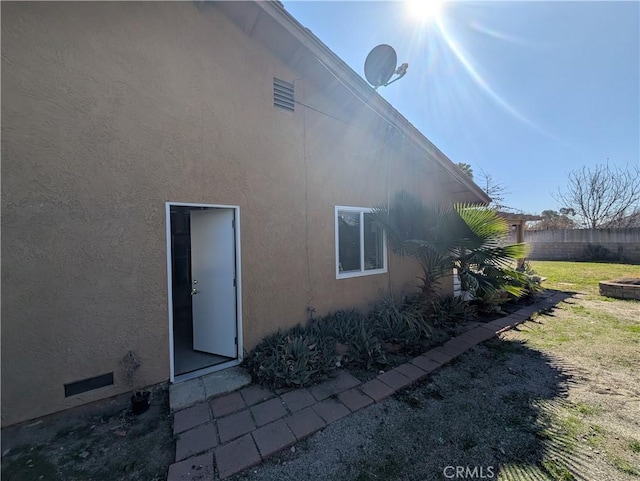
<box><xmin>240</xmin><ymin>385</ymin><xmax>275</xmax><ymax>406</ymax></box>
<box><xmin>308</xmin><ymin>379</ymin><xmax>335</xmax><ymax>401</ymax></box>
<box><xmin>217</xmin><ymin>409</ymin><xmax>256</xmax><ymax>443</ymax></box>
<box><xmin>338</xmin><ymin>387</ymin><xmax>374</xmax><ymax>412</ymax></box>
<box><xmin>167</xmin><ymin>452</ymin><xmax>214</xmax><ymax>481</ymax></box>
<box><xmin>250</xmin><ymin>398</ymin><xmax>288</xmax><ymax>427</ymax></box>
<box><xmin>251</xmin><ymin>419</ymin><xmax>296</xmax><ymax>458</ymax></box>
<box><xmin>214</xmin><ymin>434</ymin><xmax>261</xmax><ymax>479</ymax></box>
<box><xmin>377</xmin><ymin>369</ymin><xmax>411</xmax><ymax>391</ymax></box>
<box><xmin>211</xmin><ymin>391</ymin><xmax>245</xmax><ymax>418</ymax></box>
<box><xmin>486</xmin><ymin>317</ymin><xmax>517</xmax><ymax>330</ymax></box>
<box><xmin>281</xmin><ymin>388</ymin><xmax>316</xmax><ymax>412</ymax></box>
<box><xmin>285</xmin><ymin>407</ymin><xmax>326</xmax><ymax>440</ymax></box>
<box><xmin>423</xmin><ymin>348</ymin><xmax>454</xmax><ymax>365</ymax></box>
<box><xmin>333</xmin><ymin>371</ymin><xmax>361</xmax><ymax>392</ymax></box>
<box><xmin>173</xmin><ymin>403</ymin><xmax>211</xmax><ymax>435</ymax></box>
<box><xmin>439</xmin><ymin>340</ymin><xmax>472</xmax><ymax>357</ymax></box>
<box><xmin>394</xmin><ymin>362</ymin><xmax>427</xmax><ymax>382</ymax></box>
<box><xmin>514</xmin><ymin>306</ymin><xmax>539</xmax><ymax>318</ymax></box>
<box><xmin>176</xmin><ymin>423</ymin><xmax>218</xmax><ymax>462</ymax></box>
<box><xmin>309</xmin><ymin>371</ymin><xmax>361</xmax><ymax>401</ymax></box>
<box><xmin>410</xmin><ymin>355</ymin><xmax>440</xmax><ymax>373</ymax></box>
<box><xmin>312</xmin><ymin>398</ymin><xmax>350</xmax><ymax>424</ymax></box>
<box><xmin>478</xmin><ymin>324</ymin><xmax>501</xmax><ymax>336</ymax></box>
<box><xmin>359</xmin><ymin>378</ymin><xmax>394</xmax><ymax>402</ymax></box>
<box><xmin>456</xmin><ymin>327</ymin><xmax>495</xmax><ymax>345</ymax></box>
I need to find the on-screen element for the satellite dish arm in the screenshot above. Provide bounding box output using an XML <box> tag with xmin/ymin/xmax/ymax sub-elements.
<box><xmin>383</xmin><ymin>63</ymin><xmax>408</xmax><ymax>87</ymax></box>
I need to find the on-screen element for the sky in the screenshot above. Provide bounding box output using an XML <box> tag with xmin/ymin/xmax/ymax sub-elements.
<box><xmin>281</xmin><ymin>0</ymin><xmax>640</xmax><ymax>214</ymax></box>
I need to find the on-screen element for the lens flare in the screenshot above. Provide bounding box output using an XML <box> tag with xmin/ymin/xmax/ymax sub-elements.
<box><xmin>435</xmin><ymin>15</ymin><xmax>557</xmax><ymax>139</ymax></box>
<box><xmin>406</xmin><ymin>0</ymin><xmax>445</xmax><ymax>23</ymax></box>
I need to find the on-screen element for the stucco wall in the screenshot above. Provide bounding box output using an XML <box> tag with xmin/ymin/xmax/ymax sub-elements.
<box><xmin>2</xmin><ymin>2</ymin><xmax>457</xmax><ymax>426</ymax></box>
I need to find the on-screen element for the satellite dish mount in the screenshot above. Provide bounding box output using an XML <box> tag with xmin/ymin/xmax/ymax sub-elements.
<box><xmin>364</xmin><ymin>44</ymin><xmax>408</xmax><ymax>91</ymax></box>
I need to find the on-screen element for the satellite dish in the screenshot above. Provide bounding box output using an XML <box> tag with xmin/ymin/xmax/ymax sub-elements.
<box><xmin>364</xmin><ymin>44</ymin><xmax>397</xmax><ymax>89</ymax></box>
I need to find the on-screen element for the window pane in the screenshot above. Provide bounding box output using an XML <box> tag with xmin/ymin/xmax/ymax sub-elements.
<box><xmin>338</xmin><ymin>211</ymin><xmax>361</xmax><ymax>272</ymax></box>
<box><xmin>364</xmin><ymin>213</ymin><xmax>384</xmax><ymax>270</ymax></box>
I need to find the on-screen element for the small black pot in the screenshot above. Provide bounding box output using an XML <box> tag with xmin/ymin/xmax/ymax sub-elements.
<box><xmin>131</xmin><ymin>391</ymin><xmax>151</xmax><ymax>415</ymax></box>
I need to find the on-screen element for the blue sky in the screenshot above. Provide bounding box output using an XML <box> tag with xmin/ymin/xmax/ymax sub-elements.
<box><xmin>281</xmin><ymin>1</ymin><xmax>640</xmax><ymax>214</ymax></box>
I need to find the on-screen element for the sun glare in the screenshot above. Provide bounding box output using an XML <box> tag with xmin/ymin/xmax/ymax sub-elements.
<box><xmin>406</xmin><ymin>0</ymin><xmax>445</xmax><ymax>23</ymax></box>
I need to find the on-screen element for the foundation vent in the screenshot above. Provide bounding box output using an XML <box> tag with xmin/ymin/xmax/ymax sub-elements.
<box><xmin>273</xmin><ymin>78</ymin><xmax>294</xmax><ymax>111</ymax></box>
<box><xmin>64</xmin><ymin>372</ymin><xmax>114</xmax><ymax>397</ymax></box>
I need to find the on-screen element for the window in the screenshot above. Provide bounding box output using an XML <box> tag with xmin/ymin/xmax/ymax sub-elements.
<box><xmin>335</xmin><ymin>206</ymin><xmax>387</xmax><ymax>279</ymax></box>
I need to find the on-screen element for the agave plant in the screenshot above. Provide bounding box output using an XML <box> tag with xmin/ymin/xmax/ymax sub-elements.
<box><xmin>369</xmin><ymin>294</ymin><xmax>431</xmax><ymax>346</ymax></box>
<box><xmin>372</xmin><ymin>191</ymin><xmax>530</xmax><ymax>300</ymax></box>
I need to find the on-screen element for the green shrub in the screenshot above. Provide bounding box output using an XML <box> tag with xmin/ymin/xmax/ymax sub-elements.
<box><xmin>308</xmin><ymin>308</ymin><xmax>387</xmax><ymax>369</ymax></box>
<box><xmin>519</xmin><ymin>273</ymin><xmax>544</xmax><ymax>300</ymax></box>
<box><xmin>472</xmin><ymin>290</ymin><xmax>511</xmax><ymax>316</ymax></box>
<box><xmin>346</xmin><ymin>319</ymin><xmax>388</xmax><ymax>369</ymax></box>
<box><xmin>308</xmin><ymin>308</ymin><xmax>364</xmax><ymax>344</ymax></box>
<box><xmin>431</xmin><ymin>294</ymin><xmax>477</xmax><ymax>325</ymax></box>
<box><xmin>244</xmin><ymin>325</ymin><xmax>338</xmax><ymax>389</ymax></box>
<box><xmin>369</xmin><ymin>295</ymin><xmax>431</xmax><ymax>347</ymax></box>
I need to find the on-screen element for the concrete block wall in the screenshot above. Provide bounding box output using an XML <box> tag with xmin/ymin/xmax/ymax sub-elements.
<box><xmin>525</xmin><ymin>229</ymin><xmax>640</xmax><ymax>264</ymax></box>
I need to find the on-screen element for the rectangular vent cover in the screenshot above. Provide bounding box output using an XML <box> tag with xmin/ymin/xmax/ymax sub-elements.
<box><xmin>274</xmin><ymin>78</ymin><xmax>294</xmax><ymax>111</ymax></box>
<box><xmin>64</xmin><ymin>372</ymin><xmax>114</xmax><ymax>397</ymax></box>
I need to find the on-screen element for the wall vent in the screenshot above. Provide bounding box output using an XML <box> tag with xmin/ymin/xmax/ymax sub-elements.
<box><xmin>273</xmin><ymin>78</ymin><xmax>294</xmax><ymax>111</ymax></box>
<box><xmin>64</xmin><ymin>372</ymin><xmax>114</xmax><ymax>397</ymax></box>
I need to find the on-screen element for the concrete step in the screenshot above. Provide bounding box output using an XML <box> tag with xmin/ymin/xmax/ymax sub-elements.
<box><xmin>169</xmin><ymin>366</ymin><xmax>252</xmax><ymax>411</ymax></box>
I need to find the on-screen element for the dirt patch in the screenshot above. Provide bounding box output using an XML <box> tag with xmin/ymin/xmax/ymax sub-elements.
<box><xmin>1</xmin><ymin>387</ymin><xmax>174</xmax><ymax>481</ymax></box>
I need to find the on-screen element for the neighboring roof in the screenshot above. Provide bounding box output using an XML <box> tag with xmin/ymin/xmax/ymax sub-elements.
<box><xmin>497</xmin><ymin>212</ymin><xmax>544</xmax><ymax>222</ymax></box>
<box><xmin>214</xmin><ymin>1</ymin><xmax>490</xmax><ymax>205</ymax></box>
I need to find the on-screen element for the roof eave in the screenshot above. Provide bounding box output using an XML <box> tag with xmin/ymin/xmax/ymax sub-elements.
<box><xmin>258</xmin><ymin>1</ymin><xmax>490</xmax><ymax>204</ymax></box>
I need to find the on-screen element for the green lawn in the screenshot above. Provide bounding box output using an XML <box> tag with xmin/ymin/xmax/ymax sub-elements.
<box><xmin>530</xmin><ymin>261</ymin><xmax>640</xmax><ymax>296</ymax></box>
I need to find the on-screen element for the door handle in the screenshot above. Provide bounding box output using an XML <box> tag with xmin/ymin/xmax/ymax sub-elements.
<box><xmin>191</xmin><ymin>288</ymin><xmax>199</xmax><ymax>295</ymax></box>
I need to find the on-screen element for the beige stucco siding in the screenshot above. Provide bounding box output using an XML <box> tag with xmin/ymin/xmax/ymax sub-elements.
<box><xmin>2</xmin><ymin>1</ymin><xmax>450</xmax><ymax>426</ymax></box>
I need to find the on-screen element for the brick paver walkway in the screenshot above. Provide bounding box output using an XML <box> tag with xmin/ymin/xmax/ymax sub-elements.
<box><xmin>167</xmin><ymin>292</ymin><xmax>568</xmax><ymax>480</ymax></box>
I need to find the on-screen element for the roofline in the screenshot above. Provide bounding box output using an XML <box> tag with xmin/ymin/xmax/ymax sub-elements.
<box><xmin>258</xmin><ymin>1</ymin><xmax>491</xmax><ymax>204</ymax></box>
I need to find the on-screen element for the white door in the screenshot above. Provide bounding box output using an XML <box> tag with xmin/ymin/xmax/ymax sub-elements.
<box><xmin>190</xmin><ymin>209</ymin><xmax>237</xmax><ymax>357</ymax></box>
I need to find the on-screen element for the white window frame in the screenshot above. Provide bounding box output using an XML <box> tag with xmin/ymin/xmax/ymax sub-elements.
<box><xmin>335</xmin><ymin>206</ymin><xmax>388</xmax><ymax>279</ymax></box>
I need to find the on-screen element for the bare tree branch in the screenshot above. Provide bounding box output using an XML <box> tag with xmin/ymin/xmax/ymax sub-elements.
<box><xmin>554</xmin><ymin>163</ymin><xmax>640</xmax><ymax>228</ymax></box>
<box><xmin>478</xmin><ymin>168</ymin><xmax>510</xmax><ymax>209</ymax></box>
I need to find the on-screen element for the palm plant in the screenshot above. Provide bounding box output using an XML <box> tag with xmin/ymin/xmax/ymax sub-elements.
<box><xmin>372</xmin><ymin>191</ymin><xmax>530</xmax><ymax>300</ymax></box>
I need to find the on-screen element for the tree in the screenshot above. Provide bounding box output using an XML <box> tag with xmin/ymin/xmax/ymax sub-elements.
<box><xmin>372</xmin><ymin>191</ymin><xmax>529</xmax><ymax>301</ymax></box>
<box><xmin>455</xmin><ymin>164</ymin><xmax>511</xmax><ymax>209</ymax></box>
<box><xmin>607</xmin><ymin>209</ymin><xmax>640</xmax><ymax>227</ymax></box>
<box><xmin>554</xmin><ymin>163</ymin><xmax>640</xmax><ymax>228</ymax></box>
<box><xmin>456</xmin><ymin>162</ymin><xmax>474</xmax><ymax>179</ymax></box>
<box><xmin>531</xmin><ymin>210</ymin><xmax>576</xmax><ymax>230</ymax></box>
<box><xmin>478</xmin><ymin>168</ymin><xmax>510</xmax><ymax>209</ymax></box>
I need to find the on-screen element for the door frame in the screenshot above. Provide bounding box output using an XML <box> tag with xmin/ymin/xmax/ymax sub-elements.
<box><xmin>165</xmin><ymin>201</ymin><xmax>243</xmax><ymax>383</ymax></box>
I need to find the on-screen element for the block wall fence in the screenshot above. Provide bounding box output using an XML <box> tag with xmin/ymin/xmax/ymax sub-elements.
<box><xmin>525</xmin><ymin>228</ymin><xmax>640</xmax><ymax>264</ymax></box>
